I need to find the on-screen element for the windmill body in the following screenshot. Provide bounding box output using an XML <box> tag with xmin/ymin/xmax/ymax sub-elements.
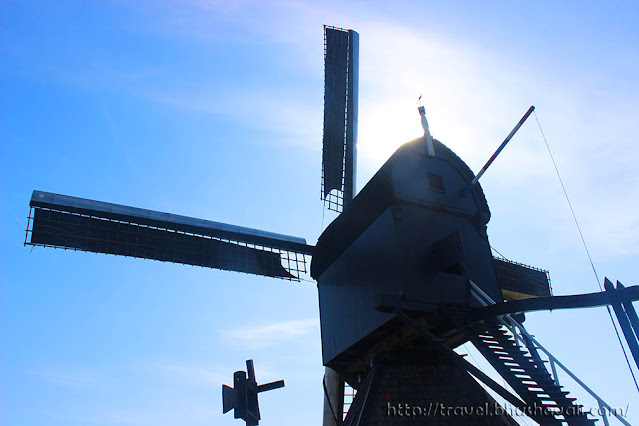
<box><xmin>312</xmin><ymin>137</ymin><xmax>502</xmax><ymax>381</ymax></box>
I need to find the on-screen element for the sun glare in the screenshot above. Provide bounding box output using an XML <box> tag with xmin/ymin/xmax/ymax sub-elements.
<box><xmin>353</xmin><ymin>23</ymin><xmax>503</xmax><ymax>173</ymax></box>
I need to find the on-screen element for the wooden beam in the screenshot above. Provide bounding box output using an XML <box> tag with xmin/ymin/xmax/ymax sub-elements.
<box><xmin>474</xmin><ymin>283</ymin><xmax>639</xmax><ymax>320</ymax></box>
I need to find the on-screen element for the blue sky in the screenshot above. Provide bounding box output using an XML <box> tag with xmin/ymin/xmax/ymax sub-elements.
<box><xmin>2</xmin><ymin>1</ymin><xmax>638</xmax><ymax>425</ymax></box>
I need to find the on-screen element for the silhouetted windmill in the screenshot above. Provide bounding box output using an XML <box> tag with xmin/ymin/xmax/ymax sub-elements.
<box><xmin>25</xmin><ymin>26</ymin><xmax>638</xmax><ymax>425</ymax></box>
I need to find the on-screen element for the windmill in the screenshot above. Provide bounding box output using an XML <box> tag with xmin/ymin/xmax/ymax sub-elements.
<box><xmin>24</xmin><ymin>26</ymin><xmax>638</xmax><ymax>425</ymax></box>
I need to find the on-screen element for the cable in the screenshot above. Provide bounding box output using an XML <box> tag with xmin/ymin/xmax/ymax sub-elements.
<box><xmin>533</xmin><ymin>110</ymin><xmax>639</xmax><ymax>393</ymax></box>
<box><xmin>533</xmin><ymin>112</ymin><xmax>602</xmax><ymax>290</ymax></box>
<box><xmin>463</xmin><ymin>343</ymin><xmax>482</xmax><ymax>371</ymax></box>
<box><xmin>490</xmin><ymin>245</ymin><xmax>509</xmax><ymax>261</ymax></box>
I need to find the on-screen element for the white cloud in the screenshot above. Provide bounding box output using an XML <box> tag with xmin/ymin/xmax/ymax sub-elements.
<box><xmin>220</xmin><ymin>318</ymin><xmax>319</xmax><ymax>349</ymax></box>
<box><xmin>143</xmin><ymin>87</ymin><xmax>323</xmax><ymax>148</ymax></box>
<box><xmin>28</xmin><ymin>368</ymin><xmax>105</xmax><ymax>390</ymax></box>
<box><xmin>150</xmin><ymin>360</ymin><xmax>227</xmax><ymax>387</ymax></box>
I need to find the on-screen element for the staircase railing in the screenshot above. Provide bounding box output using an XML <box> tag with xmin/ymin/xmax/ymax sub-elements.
<box><xmin>469</xmin><ymin>280</ymin><xmax>630</xmax><ymax>426</ymax></box>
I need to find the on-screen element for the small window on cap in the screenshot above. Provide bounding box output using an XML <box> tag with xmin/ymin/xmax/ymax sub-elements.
<box><xmin>427</xmin><ymin>172</ymin><xmax>445</xmax><ymax>193</ymax></box>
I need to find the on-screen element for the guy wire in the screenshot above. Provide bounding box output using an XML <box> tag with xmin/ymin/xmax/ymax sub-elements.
<box><xmin>533</xmin><ymin>110</ymin><xmax>639</xmax><ymax>392</ymax></box>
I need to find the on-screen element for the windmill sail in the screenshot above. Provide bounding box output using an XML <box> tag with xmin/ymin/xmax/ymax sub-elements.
<box><xmin>321</xmin><ymin>26</ymin><xmax>358</xmax><ymax>213</ymax></box>
<box><xmin>26</xmin><ymin>191</ymin><xmax>313</xmax><ymax>280</ymax></box>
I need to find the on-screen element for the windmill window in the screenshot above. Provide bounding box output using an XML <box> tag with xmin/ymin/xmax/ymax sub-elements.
<box><xmin>427</xmin><ymin>173</ymin><xmax>445</xmax><ymax>193</ymax></box>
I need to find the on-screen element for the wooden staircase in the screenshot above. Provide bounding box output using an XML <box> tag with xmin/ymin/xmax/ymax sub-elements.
<box><xmin>466</xmin><ymin>321</ymin><xmax>597</xmax><ymax>425</ymax></box>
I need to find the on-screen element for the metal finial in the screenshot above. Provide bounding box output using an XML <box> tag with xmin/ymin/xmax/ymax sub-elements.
<box><xmin>417</xmin><ymin>103</ymin><xmax>435</xmax><ymax>156</ymax></box>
